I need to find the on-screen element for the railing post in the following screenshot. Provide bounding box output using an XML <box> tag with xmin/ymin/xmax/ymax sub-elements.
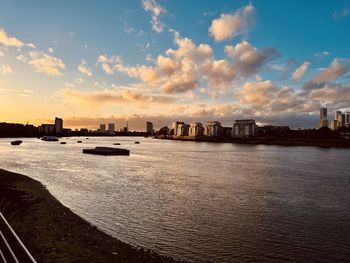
<box><xmin>0</xmin><ymin>212</ymin><xmax>36</xmax><ymax>263</ymax></box>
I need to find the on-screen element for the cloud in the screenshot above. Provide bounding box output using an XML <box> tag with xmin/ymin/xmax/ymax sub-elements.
<box><xmin>61</xmin><ymin>87</ymin><xmax>174</xmax><ymax>107</ymax></box>
<box><xmin>0</xmin><ymin>64</ymin><xmax>13</xmax><ymax>74</ymax></box>
<box><xmin>312</xmin><ymin>58</ymin><xmax>348</xmax><ymax>84</ymax></box>
<box><xmin>97</xmin><ymin>54</ymin><xmax>122</xmax><ymax>75</ymax></box>
<box><xmin>209</xmin><ymin>4</ymin><xmax>255</xmax><ymax>42</ymax></box>
<box><xmin>314</xmin><ymin>51</ymin><xmax>330</xmax><ymax>58</ymax></box>
<box><xmin>225</xmin><ymin>41</ymin><xmax>278</xmax><ymax>76</ymax></box>
<box><xmin>97</xmin><ymin>33</ymin><xmax>277</xmax><ymax>95</ymax></box>
<box><xmin>200</xmin><ymin>59</ymin><xmax>236</xmax><ymax>93</ymax></box>
<box><xmin>142</xmin><ymin>0</ymin><xmax>167</xmax><ymax>33</ymax></box>
<box><xmin>161</xmin><ymin>68</ymin><xmax>198</xmax><ymax>93</ymax></box>
<box><xmin>236</xmin><ymin>80</ymin><xmax>279</xmax><ymax>107</ymax></box>
<box><xmin>332</xmin><ymin>7</ymin><xmax>349</xmax><ymax>20</ymax></box>
<box><xmin>308</xmin><ymin>83</ymin><xmax>350</xmax><ymax>105</ymax></box>
<box><xmin>28</xmin><ymin>51</ymin><xmax>65</xmax><ymax>76</ymax></box>
<box><xmin>78</xmin><ymin>60</ymin><xmax>92</xmax><ymax>76</ymax></box>
<box><xmin>0</xmin><ymin>27</ymin><xmax>35</xmax><ymax>48</ymax></box>
<box><xmin>291</xmin><ymin>61</ymin><xmax>311</xmax><ymax>80</ymax></box>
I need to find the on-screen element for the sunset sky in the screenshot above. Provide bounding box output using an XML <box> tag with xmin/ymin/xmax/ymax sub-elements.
<box><xmin>0</xmin><ymin>0</ymin><xmax>350</xmax><ymax>130</ymax></box>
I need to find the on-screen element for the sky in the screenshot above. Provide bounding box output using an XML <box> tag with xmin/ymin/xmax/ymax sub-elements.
<box><xmin>0</xmin><ymin>0</ymin><xmax>350</xmax><ymax>130</ymax></box>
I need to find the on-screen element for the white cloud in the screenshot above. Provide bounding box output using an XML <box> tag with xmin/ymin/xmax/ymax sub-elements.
<box><xmin>225</xmin><ymin>41</ymin><xmax>278</xmax><ymax>76</ymax></box>
<box><xmin>0</xmin><ymin>27</ymin><xmax>35</xmax><ymax>48</ymax></box>
<box><xmin>332</xmin><ymin>8</ymin><xmax>349</xmax><ymax>20</ymax></box>
<box><xmin>0</xmin><ymin>64</ymin><xmax>13</xmax><ymax>74</ymax></box>
<box><xmin>142</xmin><ymin>0</ymin><xmax>167</xmax><ymax>33</ymax></box>
<box><xmin>61</xmin><ymin>87</ymin><xmax>174</xmax><ymax>107</ymax></box>
<box><xmin>314</xmin><ymin>51</ymin><xmax>330</xmax><ymax>58</ymax></box>
<box><xmin>291</xmin><ymin>61</ymin><xmax>310</xmax><ymax>80</ymax></box>
<box><xmin>78</xmin><ymin>60</ymin><xmax>92</xmax><ymax>76</ymax></box>
<box><xmin>97</xmin><ymin>54</ymin><xmax>122</xmax><ymax>75</ymax></box>
<box><xmin>24</xmin><ymin>89</ymin><xmax>34</xmax><ymax>93</ymax></box>
<box><xmin>16</xmin><ymin>53</ymin><xmax>25</xmax><ymax>62</ymax></box>
<box><xmin>28</xmin><ymin>51</ymin><xmax>65</xmax><ymax>76</ymax></box>
<box><xmin>312</xmin><ymin>58</ymin><xmax>348</xmax><ymax>84</ymax></box>
<box><xmin>209</xmin><ymin>4</ymin><xmax>255</xmax><ymax>42</ymax></box>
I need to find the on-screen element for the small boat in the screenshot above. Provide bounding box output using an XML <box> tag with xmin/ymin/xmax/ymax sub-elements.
<box><xmin>86</xmin><ymin>138</ymin><xmax>89</xmax><ymax>140</ymax></box>
<box><xmin>60</xmin><ymin>142</ymin><xmax>66</xmax><ymax>144</ymax></box>
<box><xmin>83</xmin><ymin>147</ymin><xmax>130</xmax><ymax>156</ymax></box>
<box><xmin>11</xmin><ymin>140</ymin><xmax>22</xmax><ymax>145</ymax></box>
<box><xmin>41</xmin><ymin>136</ymin><xmax>59</xmax><ymax>141</ymax></box>
<box><xmin>135</xmin><ymin>141</ymin><xmax>140</xmax><ymax>144</ymax></box>
<box><xmin>77</xmin><ymin>141</ymin><xmax>82</xmax><ymax>143</ymax></box>
<box><xmin>113</xmin><ymin>143</ymin><xmax>121</xmax><ymax>145</ymax></box>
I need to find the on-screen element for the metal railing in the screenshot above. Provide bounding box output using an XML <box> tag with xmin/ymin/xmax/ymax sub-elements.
<box><xmin>0</xmin><ymin>212</ymin><xmax>36</xmax><ymax>263</ymax></box>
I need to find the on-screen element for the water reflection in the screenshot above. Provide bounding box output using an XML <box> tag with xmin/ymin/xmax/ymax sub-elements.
<box><xmin>0</xmin><ymin>137</ymin><xmax>350</xmax><ymax>262</ymax></box>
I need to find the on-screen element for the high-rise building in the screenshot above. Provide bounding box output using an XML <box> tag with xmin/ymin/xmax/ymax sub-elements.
<box><xmin>335</xmin><ymin>111</ymin><xmax>342</xmax><ymax>125</ymax></box>
<box><xmin>99</xmin><ymin>124</ymin><xmax>106</xmax><ymax>132</ymax></box>
<box><xmin>319</xmin><ymin>108</ymin><xmax>328</xmax><ymax>128</ymax></box>
<box><xmin>341</xmin><ymin>114</ymin><xmax>346</xmax><ymax>128</ymax></box>
<box><xmin>331</xmin><ymin>120</ymin><xmax>339</xmax><ymax>130</ymax></box>
<box><xmin>108</xmin><ymin>123</ymin><xmax>115</xmax><ymax>133</ymax></box>
<box><xmin>346</xmin><ymin>112</ymin><xmax>350</xmax><ymax>127</ymax></box>
<box><xmin>146</xmin><ymin>122</ymin><xmax>153</xmax><ymax>135</ymax></box>
<box><xmin>233</xmin><ymin>119</ymin><xmax>257</xmax><ymax>138</ymax></box>
<box><xmin>55</xmin><ymin>117</ymin><xmax>63</xmax><ymax>133</ymax></box>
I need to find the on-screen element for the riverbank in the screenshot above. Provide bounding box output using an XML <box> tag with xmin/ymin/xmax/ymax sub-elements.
<box><xmin>157</xmin><ymin>136</ymin><xmax>350</xmax><ymax>148</ymax></box>
<box><xmin>0</xmin><ymin>169</ymin><xmax>183</xmax><ymax>263</ymax></box>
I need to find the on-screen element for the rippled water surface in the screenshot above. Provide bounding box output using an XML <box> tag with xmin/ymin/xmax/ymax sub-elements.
<box><xmin>1</xmin><ymin>137</ymin><xmax>350</xmax><ymax>262</ymax></box>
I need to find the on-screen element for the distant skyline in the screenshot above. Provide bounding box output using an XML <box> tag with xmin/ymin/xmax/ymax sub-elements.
<box><xmin>1</xmin><ymin>0</ymin><xmax>350</xmax><ymax>130</ymax></box>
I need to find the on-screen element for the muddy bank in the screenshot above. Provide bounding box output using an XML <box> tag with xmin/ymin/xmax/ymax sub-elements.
<box><xmin>0</xmin><ymin>169</ymin><xmax>184</xmax><ymax>263</ymax></box>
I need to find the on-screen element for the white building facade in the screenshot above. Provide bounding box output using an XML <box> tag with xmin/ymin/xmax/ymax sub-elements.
<box><xmin>189</xmin><ymin>123</ymin><xmax>204</xmax><ymax>137</ymax></box>
<box><xmin>204</xmin><ymin>121</ymin><xmax>222</xmax><ymax>137</ymax></box>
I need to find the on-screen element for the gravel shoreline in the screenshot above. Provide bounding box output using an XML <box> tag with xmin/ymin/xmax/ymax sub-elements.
<box><xmin>0</xmin><ymin>168</ymin><xmax>185</xmax><ymax>263</ymax></box>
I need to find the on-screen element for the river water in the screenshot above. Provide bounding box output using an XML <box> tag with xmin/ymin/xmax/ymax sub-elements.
<box><xmin>0</xmin><ymin>137</ymin><xmax>350</xmax><ymax>262</ymax></box>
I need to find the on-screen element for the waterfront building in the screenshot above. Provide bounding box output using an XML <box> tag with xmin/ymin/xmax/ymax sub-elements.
<box><xmin>38</xmin><ymin>124</ymin><xmax>55</xmax><ymax>134</ymax></box>
<box><xmin>331</xmin><ymin>120</ymin><xmax>339</xmax><ymax>130</ymax></box>
<box><xmin>146</xmin><ymin>122</ymin><xmax>153</xmax><ymax>135</ymax></box>
<box><xmin>341</xmin><ymin>114</ymin><xmax>346</xmax><ymax>128</ymax></box>
<box><xmin>55</xmin><ymin>117</ymin><xmax>63</xmax><ymax>133</ymax></box>
<box><xmin>346</xmin><ymin>112</ymin><xmax>350</xmax><ymax>127</ymax></box>
<box><xmin>222</xmin><ymin>127</ymin><xmax>233</xmax><ymax>137</ymax></box>
<box><xmin>99</xmin><ymin>124</ymin><xmax>106</xmax><ymax>133</ymax></box>
<box><xmin>189</xmin><ymin>123</ymin><xmax>204</xmax><ymax>137</ymax></box>
<box><xmin>176</xmin><ymin>123</ymin><xmax>189</xmax><ymax>136</ymax></box>
<box><xmin>108</xmin><ymin>123</ymin><xmax>115</xmax><ymax>133</ymax></box>
<box><xmin>173</xmin><ymin>121</ymin><xmax>184</xmax><ymax>136</ymax></box>
<box><xmin>319</xmin><ymin>108</ymin><xmax>328</xmax><ymax>128</ymax></box>
<box><xmin>204</xmin><ymin>121</ymin><xmax>222</xmax><ymax>137</ymax></box>
<box><xmin>158</xmin><ymin>126</ymin><xmax>170</xmax><ymax>135</ymax></box>
<box><xmin>233</xmin><ymin>119</ymin><xmax>257</xmax><ymax>138</ymax></box>
<box><xmin>335</xmin><ymin>111</ymin><xmax>342</xmax><ymax>127</ymax></box>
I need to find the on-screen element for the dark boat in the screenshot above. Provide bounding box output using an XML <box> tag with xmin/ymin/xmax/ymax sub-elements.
<box><xmin>60</xmin><ymin>142</ymin><xmax>66</xmax><ymax>144</ymax></box>
<box><xmin>41</xmin><ymin>136</ymin><xmax>59</xmax><ymax>141</ymax></box>
<box><xmin>77</xmin><ymin>141</ymin><xmax>82</xmax><ymax>143</ymax></box>
<box><xmin>113</xmin><ymin>143</ymin><xmax>121</xmax><ymax>145</ymax></box>
<box><xmin>11</xmin><ymin>140</ymin><xmax>22</xmax><ymax>145</ymax></box>
<box><xmin>135</xmin><ymin>141</ymin><xmax>140</xmax><ymax>144</ymax></box>
<box><xmin>82</xmin><ymin>147</ymin><xmax>130</xmax><ymax>156</ymax></box>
